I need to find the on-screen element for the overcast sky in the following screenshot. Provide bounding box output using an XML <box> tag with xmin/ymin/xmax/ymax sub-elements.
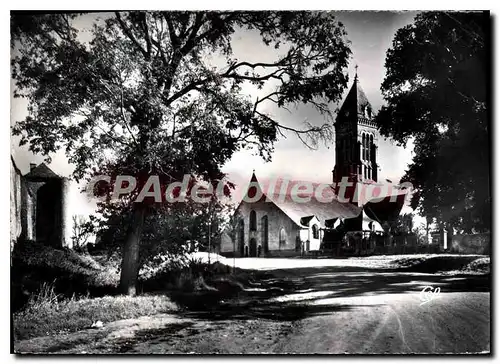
<box><xmin>224</xmin><ymin>11</ymin><xmax>419</xmax><ymax>188</ymax></box>
<box><xmin>10</xmin><ymin>11</ymin><xmax>420</xmax><ymax>216</ymax></box>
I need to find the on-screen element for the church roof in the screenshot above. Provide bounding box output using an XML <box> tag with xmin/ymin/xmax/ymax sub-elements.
<box><xmin>300</xmin><ymin>216</ymin><xmax>316</xmax><ymax>225</ymax></box>
<box><xmin>244</xmin><ymin>174</ymin><xmax>362</xmax><ymax>227</ymax></box>
<box><xmin>338</xmin><ymin>75</ymin><xmax>373</xmax><ymax>117</ymax></box>
<box><xmin>271</xmin><ymin>194</ymin><xmax>361</xmax><ymax>228</ymax></box>
<box><xmin>24</xmin><ymin>163</ymin><xmax>61</xmax><ymax>180</ymax></box>
<box><xmin>355</xmin><ymin>179</ymin><xmax>409</xmax><ymax>207</ymax></box>
<box><xmin>353</xmin><ymin>179</ymin><xmax>410</xmax><ymax>225</ymax></box>
<box><xmin>241</xmin><ymin>172</ymin><xmax>411</xmax><ymax>227</ymax></box>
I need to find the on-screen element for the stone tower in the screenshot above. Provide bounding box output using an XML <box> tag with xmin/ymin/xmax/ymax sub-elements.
<box><xmin>20</xmin><ymin>162</ymin><xmax>73</xmax><ymax>248</ymax></box>
<box><xmin>332</xmin><ymin>71</ymin><xmax>379</xmax><ymax>196</ymax></box>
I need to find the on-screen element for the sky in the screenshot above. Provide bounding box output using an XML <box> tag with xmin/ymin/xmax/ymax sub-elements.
<box><xmin>224</xmin><ymin>11</ymin><xmax>419</xmax><ymax>188</ymax></box>
<box><xmin>10</xmin><ymin>11</ymin><xmax>420</xmax><ymax>217</ymax></box>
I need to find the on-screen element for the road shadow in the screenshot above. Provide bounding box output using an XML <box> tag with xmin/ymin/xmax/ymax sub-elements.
<box><xmin>85</xmin><ymin>266</ymin><xmax>490</xmax><ymax>354</ymax></box>
<box><xmin>172</xmin><ymin>265</ymin><xmax>490</xmax><ymax>322</ymax></box>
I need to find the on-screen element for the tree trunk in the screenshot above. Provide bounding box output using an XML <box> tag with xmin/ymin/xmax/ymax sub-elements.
<box><xmin>119</xmin><ymin>206</ymin><xmax>146</xmax><ymax>296</ymax></box>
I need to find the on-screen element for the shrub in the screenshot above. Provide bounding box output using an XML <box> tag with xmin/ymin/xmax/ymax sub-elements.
<box><xmin>11</xmin><ymin>242</ymin><xmax>120</xmax><ymax>312</ymax></box>
<box><xmin>139</xmin><ymin>255</ymin><xmax>228</xmax><ymax>293</ymax></box>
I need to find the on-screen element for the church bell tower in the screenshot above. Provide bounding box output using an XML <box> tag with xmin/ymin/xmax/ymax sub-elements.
<box><xmin>332</xmin><ymin>68</ymin><xmax>379</xmax><ymax>206</ymax></box>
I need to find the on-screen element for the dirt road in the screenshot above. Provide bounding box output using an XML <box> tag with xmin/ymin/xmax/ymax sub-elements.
<box><xmin>14</xmin><ymin>259</ymin><xmax>490</xmax><ymax>354</ymax></box>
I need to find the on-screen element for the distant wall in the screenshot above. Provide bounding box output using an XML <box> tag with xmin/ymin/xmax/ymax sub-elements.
<box><xmin>451</xmin><ymin>233</ymin><xmax>490</xmax><ymax>255</ymax></box>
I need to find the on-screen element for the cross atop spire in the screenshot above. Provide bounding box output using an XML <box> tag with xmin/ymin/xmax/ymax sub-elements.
<box><xmin>354</xmin><ymin>64</ymin><xmax>359</xmax><ymax>82</ymax></box>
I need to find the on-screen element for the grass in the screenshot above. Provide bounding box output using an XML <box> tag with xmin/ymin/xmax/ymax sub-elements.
<box><xmin>12</xmin><ymin>243</ymin><xmax>238</xmax><ymax>341</ymax></box>
<box><xmin>14</xmin><ymin>283</ymin><xmax>178</xmax><ymax>340</ymax></box>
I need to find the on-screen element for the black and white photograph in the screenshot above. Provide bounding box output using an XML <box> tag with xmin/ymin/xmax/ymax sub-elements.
<box><xmin>9</xmin><ymin>9</ymin><xmax>491</xmax><ymax>355</ymax></box>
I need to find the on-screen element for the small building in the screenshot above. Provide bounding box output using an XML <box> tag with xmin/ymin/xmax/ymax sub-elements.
<box><xmin>11</xmin><ymin>156</ymin><xmax>72</xmax><ymax>249</ymax></box>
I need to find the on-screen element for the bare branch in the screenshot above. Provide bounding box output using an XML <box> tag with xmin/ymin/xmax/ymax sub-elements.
<box><xmin>255</xmin><ymin>110</ymin><xmax>332</xmax><ymax>150</ymax></box>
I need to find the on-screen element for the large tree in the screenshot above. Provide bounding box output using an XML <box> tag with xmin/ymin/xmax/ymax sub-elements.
<box><xmin>11</xmin><ymin>11</ymin><xmax>351</xmax><ymax>294</ymax></box>
<box><xmin>375</xmin><ymin>11</ymin><xmax>490</xmax><ymax>234</ymax></box>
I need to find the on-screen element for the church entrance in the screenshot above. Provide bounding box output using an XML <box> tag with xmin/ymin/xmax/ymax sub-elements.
<box><xmin>249</xmin><ymin>238</ymin><xmax>257</xmax><ymax>257</ymax></box>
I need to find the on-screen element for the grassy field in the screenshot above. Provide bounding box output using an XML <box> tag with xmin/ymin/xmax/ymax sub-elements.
<box><xmin>11</xmin><ymin>244</ymin><xmax>248</xmax><ymax>340</ymax></box>
<box><xmin>14</xmin><ymin>291</ymin><xmax>178</xmax><ymax>340</ymax></box>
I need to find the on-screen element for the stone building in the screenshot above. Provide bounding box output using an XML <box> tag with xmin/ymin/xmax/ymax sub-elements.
<box><xmin>220</xmin><ymin>173</ymin><xmax>362</xmax><ymax>257</ymax></box>
<box><xmin>220</xmin><ymin>75</ymin><xmax>408</xmax><ymax>257</ymax></box>
<box><xmin>10</xmin><ymin>156</ymin><xmax>72</xmax><ymax>250</ymax></box>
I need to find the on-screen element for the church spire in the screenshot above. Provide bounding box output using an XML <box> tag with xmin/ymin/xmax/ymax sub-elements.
<box><xmin>337</xmin><ymin>67</ymin><xmax>371</xmax><ymax>119</ymax></box>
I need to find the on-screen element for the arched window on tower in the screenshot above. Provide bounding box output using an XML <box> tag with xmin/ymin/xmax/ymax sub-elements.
<box><xmin>362</xmin><ymin>134</ymin><xmax>366</xmax><ymax>161</ymax></box>
<box><xmin>366</xmin><ymin>134</ymin><xmax>369</xmax><ymax>161</ymax></box>
<box><xmin>369</xmin><ymin>135</ymin><xmax>374</xmax><ymax>161</ymax></box>
<box><xmin>366</xmin><ymin>134</ymin><xmax>372</xmax><ymax>161</ymax></box>
<box><xmin>367</xmin><ymin>134</ymin><xmax>371</xmax><ymax>161</ymax></box>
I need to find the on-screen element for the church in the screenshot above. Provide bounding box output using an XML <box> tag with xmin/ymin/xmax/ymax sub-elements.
<box><xmin>220</xmin><ymin>74</ymin><xmax>408</xmax><ymax>257</ymax></box>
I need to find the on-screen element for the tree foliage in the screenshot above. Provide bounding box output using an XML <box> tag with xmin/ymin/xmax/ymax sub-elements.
<box><xmin>11</xmin><ymin>11</ymin><xmax>352</xmax><ymax>293</ymax></box>
<box><xmin>375</xmin><ymin>11</ymin><xmax>490</xmax><ymax>233</ymax></box>
<box><xmin>12</xmin><ymin>11</ymin><xmax>351</xmax><ymax>181</ymax></box>
<box><xmin>96</xmin><ymin>197</ymin><xmax>229</xmax><ymax>264</ymax></box>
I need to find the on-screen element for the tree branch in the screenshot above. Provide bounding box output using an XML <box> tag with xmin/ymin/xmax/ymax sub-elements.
<box><xmin>115</xmin><ymin>12</ymin><xmax>149</xmax><ymax>59</ymax></box>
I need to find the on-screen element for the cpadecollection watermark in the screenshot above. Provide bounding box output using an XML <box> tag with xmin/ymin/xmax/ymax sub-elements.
<box><xmin>85</xmin><ymin>174</ymin><xmax>413</xmax><ymax>205</ymax></box>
